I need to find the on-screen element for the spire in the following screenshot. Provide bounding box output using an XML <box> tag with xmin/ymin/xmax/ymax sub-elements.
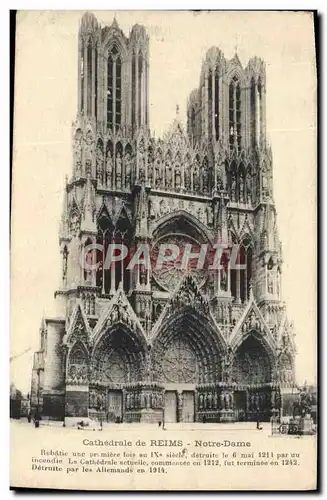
<box><xmin>112</xmin><ymin>16</ymin><xmax>119</xmax><ymax>29</ymax></box>
<box><xmin>230</xmin><ymin>35</ymin><xmax>242</xmax><ymax>68</ymax></box>
<box><xmin>81</xmin><ymin>168</ymin><xmax>96</xmax><ymax>233</ymax></box>
<box><xmin>234</xmin><ymin>34</ymin><xmax>239</xmax><ymax>57</ymax></box>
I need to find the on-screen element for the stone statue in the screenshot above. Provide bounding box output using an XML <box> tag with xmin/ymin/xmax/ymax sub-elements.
<box><xmin>184</xmin><ymin>161</ymin><xmax>191</xmax><ymax>190</ymax></box>
<box><xmin>116</xmin><ymin>152</ymin><xmax>122</xmax><ymax>188</ymax></box>
<box><xmin>62</xmin><ymin>249</ymin><xmax>68</xmax><ymax>282</ymax></box>
<box><xmin>202</xmin><ymin>160</ymin><xmax>209</xmax><ymax>192</ymax></box>
<box><xmin>268</xmin><ymin>269</ymin><xmax>274</xmax><ymax>294</ymax></box>
<box><xmin>96</xmin><ymin>145</ymin><xmax>103</xmax><ymax>184</ymax></box>
<box><xmin>70</xmin><ymin>213</ymin><xmax>80</xmax><ymax>235</ymax></box>
<box><xmin>106</xmin><ymin>151</ymin><xmax>113</xmax><ymax>188</ymax></box>
<box><xmin>193</xmin><ymin>161</ymin><xmax>200</xmax><ymax>191</ymax></box>
<box><xmin>206</xmin><ymin>206</ymin><xmax>213</xmax><ymax>226</ymax></box>
<box><xmin>220</xmin><ymin>392</ymin><xmax>224</xmax><ymax>410</ymax></box>
<box><xmin>239</xmin><ymin>174</ymin><xmax>244</xmax><ymax>202</ymax></box>
<box><xmin>138</xmin><ymin>141</ymin><xmax>145</xmax><ymax>183</ymax></box>
<box><xmin>217</xmin><ymin>161</ymin><xmax>227</xmax><ymax>190</ymax></box>
<box><xmin>166</xmin><ymin>163</ymin><xmax>172</xmax><ymax>189</ymax></box>
<box><xmin>125</xmin><ymin>152</ymin><xmax>132</xmax><ymax>189</ymax></box>
<box><xmin>175</xmin><ymin>164</ymin><xmax>181</xmax><ymax>190</ymax></box>
<box><xmin>85</xmin><ymin>131</ymin><xmax>94</xmax><ymax>162</ymax></box>
<box><xmin>231</xmin><ymin>174</ymin><xmax>236</xmax><ymax>201</ymax></box>
<box><xmin>155</xmin><ymin>159</ymin><xmax>162</xmax><ymax>187</ymax></box>
<box><xmin>246</xmin><ymin>174</ymin><xmax>252</xmax><ymax>203</ymax></box>
<box><xmin>220</xmin><ymin>264</ymin><xmax>228</xmax><ymax>291</ymax></box>
<box><xmin>74</xmin><ymin>131</ymin><xmax>82</xmax><ymax>172</ymax></box>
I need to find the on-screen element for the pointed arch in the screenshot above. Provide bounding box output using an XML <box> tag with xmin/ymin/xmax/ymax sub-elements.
<box><xmin>67</xmin><ymin>340</ymin><xmax>89</xmax><ymax>385</ymax></box>
<box><xmin>91</xmin><ymin>323</ymin><xmax>147</xmax><ymax>385</ymax></box>
<box><xmin>106</xmin><ymin>42</ymin><xmax>124</xmax><ymax>131</ymax></box>
<box><xmin>153</xmin><ymin>209</ymin><xmax>213</xmax><ymax>245</ymax></box>
<box><xmin>104</xmin><ymin>33</ymin><xmax>128</xmax><ymax>59</ymax></box>
<box><xmin>231</xmin><ymin>333</ymin><xmax>272</xmax><ymax>385</ymax></box>
<box><xmin>151</xmin><ymin>306</ymin><xmax>225</xmax><ymax>384</ymax></box>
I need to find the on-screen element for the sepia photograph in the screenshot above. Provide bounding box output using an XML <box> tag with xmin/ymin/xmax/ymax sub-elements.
<box><xmin>10</xmin><ymin>10</ymin><xmax>317</xmax><ymax>491</ymax></box>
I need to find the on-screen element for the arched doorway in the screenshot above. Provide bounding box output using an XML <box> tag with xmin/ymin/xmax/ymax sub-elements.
<box><xmin>91</xmin><ymin>325</ymin><xmax>145</xmax><ymax>422</ymax></box>
<box><xmin>152</xmin><ymin>307</ymin><xmax>223</xmax><ymax>422</ymax></box>
<box><xmin>232</xmin><ymin>334</ymin><xmax>273</xmax><ymax>421</ymax></box>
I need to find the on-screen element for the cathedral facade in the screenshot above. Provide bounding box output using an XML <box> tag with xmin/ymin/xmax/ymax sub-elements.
<box><xmin>31</xmin><ymin>12</ymin><xmax>296</xmax><ymax>423</ymax></box>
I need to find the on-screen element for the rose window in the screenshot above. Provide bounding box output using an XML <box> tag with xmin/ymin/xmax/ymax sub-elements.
<box><xmin>151</xmin><ymin>233</ymin><xmax>207</xmax><ymax>292</ymax></box>
<box><xmin>162</xmin><ymin>338</ymin><xmax>197</xmax><ymax>383</ymax></box>
<box><xmin>101</xmin><ymin>350</ymin><xmax>128</xmax><ymax>383</ymax></box>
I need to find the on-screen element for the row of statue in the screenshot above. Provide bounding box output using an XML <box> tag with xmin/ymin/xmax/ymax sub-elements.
<box><xmin>198</xmin><ymin>391</ymin><xmax>234</xmax><ymax>411</ymax></box>
<box><xmin>96</xmin><ymin>148</ymin><xmax>133</xmax><ymax>190</ymax></box>
<box><xmin>125</xmin><ymin>391</ymin><xmax>164</xmax><ymax>409</ymax></box>
<box><xmin>89</xmin><ymin>389</ymin><xmax>106</xmax><ymax>409</ymax></box>
<box><xmin>73</xmin><ymin>128</ymin><xmax>272</xmax><ymax>200</ymax></box>
<box><xmin>229</xmin><ymin>171</ymin><xmax>253</xmax><ymax>203</ymax></box>
<box><xmin>278</xmin><ymin>370</ymin><xmax>293</xmax><ymax>385</ymax></box>
<box><xmin>81</xmin><ymin>293</ymin><xmax>96</xmax><ymax>316</ymax></box>
<box><xmin>75</xmin><ymin>149</ymin><xmax>271</xmax><ymax>207</ymax></box>
<box><xmin>247</xmin><ymin>391</ymin><xmax>271</xmax><ymax>412</ymax></box>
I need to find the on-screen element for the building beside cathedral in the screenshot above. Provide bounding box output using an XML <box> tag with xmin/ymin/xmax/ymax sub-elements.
<box><xmin>30</xmin><ymin>12</ymin><xmax>296</xmax><ymax>423</ymax></box>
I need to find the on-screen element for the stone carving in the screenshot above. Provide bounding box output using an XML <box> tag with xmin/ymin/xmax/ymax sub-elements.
<box><xmin>246</xmin><ymin>173</ymin><xmax>252</xmax><ymax>203</ymax></box>
<box><xmin>116</xmin><ymin>152</ymin><xmax>122</xmax><ymax>189</ymax></box>
<box><xmin>202</xmin><ymin>159</ymin><xmax>209</xmax><ymax>192</ymax></box>
<box><xmin>193</xmin><ymin>159</ymin><xmax>200</xmax><ymax>191</ymax></box>
<box><xmin>85</xmin><ymin>130</ymin><xmax>94</xmax><ymax>162</ymax></box>
<box><xmin>155</xmin><ymin>159</ymin><xmax>162</xmax><ymax>187</ymax></box>
<box><xmin>74</xmin><ymin>130</ymin><xmax>82</xmax><ymax>175</ymax></box>
<box><xmin>184</xmin><ymin>159</ymin><xmax>191</xmax><ymax>190</ymax></box>
<box><xmin>106</xmin><ymin>151</ymin><xmax>113</xmax><ymax>188</ymax></box>
<box><xmin>175</xmin><ymin>164</ymin><xmax>181</xmax><ymax>190</ymax></box>
<box><xmin>239</xmin><ymin>174</ymin><xmax>244</xmax><ymax>202</ymax></box>
<box><xmin>70</xmin><ymin>211</ymin><xmax>80</xmax><ymax>235</ymax></box>
<box><xmin>138</xmin><ymin>140</ymin><xmax>146</xmax><ymax>183</ymax></box>
<box><xmin>125</xmin><ymin>151</ymin><xmax>132</xmax><ymax>189</ymax></box>
<box><xmin>165</xmin><ymin>163</ymin><xmax>173</xmax><ymax>189</ymax></box>
<box><xmin>268</xmin><ymin>268</ymin><xmax>274</xmax><ymax>294</ymax></box>
<box><xmin>231</xmin><ymin>173</ymin><xmax>236</xmax><ymax>201</ymax></box>
<box><xmin>96</xmin><ymin>143</ymin><xmax>104</xmax><ymax>184</ymax></box>
<box><xmin>217</xmin><ymin>161</ymin><xmax>227</xmax><ymax>190</ymax></box>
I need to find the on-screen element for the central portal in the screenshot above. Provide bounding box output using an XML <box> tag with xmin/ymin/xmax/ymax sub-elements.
<box><xmin>107</xmin><ymin>390</ymin><xmax>123</xmax><ymax>422</ymax></box>
<box><xmin>164</xmin><ymin>391</ymin><xmax>177</xmax><ymax>422</ymax></box>
<box><xmin>164</xmin><ymin>390</ymin><xmax>195</xmax><ymax>423</ymax></box>
<box><xmin>182</xmin><ymin>391</ymin><xmax>195</xmax><ymax>422</ymax></box>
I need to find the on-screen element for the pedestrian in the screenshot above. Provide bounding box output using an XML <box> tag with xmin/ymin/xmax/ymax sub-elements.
<box><xmin>34</xmin><ymin>409</ymin><xmax>40</xmax><ymax>428</ymax></box>
<box><xmin>27</xmin><ymin>411</ymin><xmax>32</xmax><ymax>423</ymax></box>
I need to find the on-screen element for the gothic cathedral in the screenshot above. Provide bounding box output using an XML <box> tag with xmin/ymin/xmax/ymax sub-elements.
<box><xmin>31</xmin><ymin>13</ymin><xmax>296</xmax><ymax>423</ymax></box>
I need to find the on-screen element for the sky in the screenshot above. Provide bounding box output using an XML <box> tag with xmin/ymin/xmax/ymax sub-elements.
<box><xmin>11</xmin><ymin>11</ymin><xmax>316</xmax><ymax>394</ymax></box>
